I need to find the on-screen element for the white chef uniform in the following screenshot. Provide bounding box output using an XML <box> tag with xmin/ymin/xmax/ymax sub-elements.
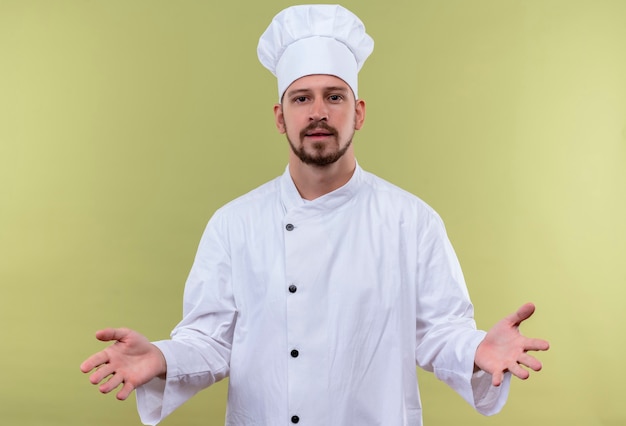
<box><xmin>136</xmin><ymin>164</ymin><xmax>510</xmax><ymax>425</ymax></box>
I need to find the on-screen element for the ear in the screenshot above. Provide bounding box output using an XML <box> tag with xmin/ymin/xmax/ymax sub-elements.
<box><xmin>273</xmin><ymin>103</ymin><xmax>286</xmax><ymax>134</ymax></box>
<box><xmin>354</xmin><ymin>99</ymin><xmax>366</xmax><ymax>130</ymax></box>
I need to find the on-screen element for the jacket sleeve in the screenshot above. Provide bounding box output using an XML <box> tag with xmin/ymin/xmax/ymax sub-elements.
<box><xmin>413</xmin><ymin>209</ymin><xmax>510</xmax><ymax>415</ymax></box>
<box><xmin>136</xmin><ymin>211</ymin><xmax>237</xmax><ymax>425</ymax></box>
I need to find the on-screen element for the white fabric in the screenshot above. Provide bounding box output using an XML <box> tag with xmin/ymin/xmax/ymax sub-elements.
<box><xmin>257</xmin><ymin>4</ymin><xmax>374</xmax><ymax>100</ymax></box>
<box><xmin>136</xmin><ymin>164</ymin><xmax>511</xmax><ymax>425</ymax></box>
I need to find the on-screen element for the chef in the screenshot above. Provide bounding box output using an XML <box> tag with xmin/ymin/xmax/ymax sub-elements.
<box><xmin>81</xmin><ymin>5</ymin><xmax>549</xmax><ymax>425</ymax></box>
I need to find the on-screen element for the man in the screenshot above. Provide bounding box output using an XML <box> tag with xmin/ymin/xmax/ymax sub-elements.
<box><xmin>81</xmin><ymin>5</ymin><xmax>549</xmax><ymax>425</ymax></box>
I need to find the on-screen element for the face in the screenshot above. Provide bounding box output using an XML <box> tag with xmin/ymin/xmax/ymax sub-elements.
<box><xmin>274</xmin><ymin>74</ymin><xmax>365</xmax><ymax>167</ymax></box>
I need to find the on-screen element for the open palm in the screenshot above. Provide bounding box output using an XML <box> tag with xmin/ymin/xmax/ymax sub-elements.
<box><xmin>474</xmin><ymin>303</ymin><xmax>550</xmax><ymax>386</ymax></box>
<box><xmin>80</xmin><ymin>328</ymin><xmax>166</xmax><ymax>400</ymax></box>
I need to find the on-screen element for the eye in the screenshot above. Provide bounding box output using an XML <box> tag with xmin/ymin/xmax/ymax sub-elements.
<box><xmin>328</xmin><ymin>94</ymin><xmax>343</xmax><ymax>102</ymax></box>
<box><xmin>293</xmin><ymin>96</ymin><xmax>308</xmax><ymax>104</ymax></box>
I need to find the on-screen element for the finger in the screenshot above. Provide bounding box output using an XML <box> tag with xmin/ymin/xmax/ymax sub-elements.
<box><xmin>491</xmin><ymin>370</ymin><xmax>504</xmax><ymax>387</ymax></box>
<box><xmin>116</xmin><ymin>381</ymin><xmax>136</xmax><ymax>401</ymax></box>
<box><xmin>89</xmin><ymin>363</ymin><xmax>116</xmax><ymax>385</ymax></box>
<box><xmin>80</xmin><ymin>351</ymin><xmax>109</xmax><ymax>373</ymax></box>
<box><xmin>518</xmin><ymin>353</ymin><xmax>543</xmax><ymax>372</ymax></box>
<box><xmin>509</xmin><ymin>363</ymin><xmax>530</xmax><ymax>381</ymax></box>
<box><xmin>95</xmin><ymin>327</ymin><xmax>131</xmax><ymax>342</ymax></box>
<box><xmin>99</xmin><ymin>372</ymin><xmax>124</xmax><ymax>394</ymax></box>
<box><xmin>524</xmin><ymin>337</ymin><xmax>550</xmax><ymax>352</ymax></box>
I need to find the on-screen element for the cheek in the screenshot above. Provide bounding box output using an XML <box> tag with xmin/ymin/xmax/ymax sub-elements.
<box><xmin>338</xmin><ymin>112</ymin><xmax>357</xmax><ymax>132</ymax></box>
<box><xmin>283</xmin><ymin>113</ymin><xmax>305</xmax><ymax>134</ymax></box>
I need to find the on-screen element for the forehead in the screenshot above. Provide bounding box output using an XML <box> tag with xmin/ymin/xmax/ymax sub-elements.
<box><xmin>285</xmin><ymin>74</ymin><xmax>351</xmax><ymax>94</ymax></box>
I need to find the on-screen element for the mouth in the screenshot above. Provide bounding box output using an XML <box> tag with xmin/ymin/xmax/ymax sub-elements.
<box><xmin>303</xmin><ymin>123</ymin><xmax>337</xmax><ymax>139</ymax></box>
<box><xmin>305</xmin><ymin>130</ymin><xmax>334</xmax><ymax>138</ymax></box>
<box><xmin>300</xmin><ymin>122</ymin><xmax>337</xmax><ymax>142</ymax></box>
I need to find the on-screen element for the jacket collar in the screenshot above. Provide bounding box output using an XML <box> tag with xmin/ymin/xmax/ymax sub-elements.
<box><xmin>280</xmin><ymin>162</ymin><xmax>363</xmax><ymax>215</ymax></box>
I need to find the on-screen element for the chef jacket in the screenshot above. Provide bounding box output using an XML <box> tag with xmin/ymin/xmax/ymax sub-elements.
<box><xmin>136</xmin><ymin>163</ymin><xmax>510</xmax><ymax>425</ymax></box>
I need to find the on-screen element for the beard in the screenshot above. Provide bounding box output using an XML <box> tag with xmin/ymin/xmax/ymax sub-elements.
<box><xmin>286</xmin><ymin>120</ymin><xmax>354</xmax><ymax>167</ymax></box>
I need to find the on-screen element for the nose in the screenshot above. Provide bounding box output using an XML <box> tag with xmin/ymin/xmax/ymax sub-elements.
<box><xmin>309</xmin><ymin>97</ymin><xmax>328</xmax><ymax>121</ymax></box>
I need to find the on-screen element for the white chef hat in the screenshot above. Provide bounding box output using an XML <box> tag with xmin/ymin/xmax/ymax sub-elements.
<box><xmin>257</xmin><ymin>4</ymin><xmax>374</xmax><ymax>101</ymax></box>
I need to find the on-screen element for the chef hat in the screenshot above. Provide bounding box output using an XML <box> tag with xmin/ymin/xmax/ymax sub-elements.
<box><xmin>257</xmin><ymin>4</ymin><xmax>374</xmax><ymax>101</ymax></box>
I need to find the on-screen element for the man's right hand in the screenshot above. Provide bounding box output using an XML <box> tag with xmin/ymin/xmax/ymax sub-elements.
<box><xmin>80</xmin><ymin>328</ymin><xmax>167</xmax><ymax>400</ymax></box>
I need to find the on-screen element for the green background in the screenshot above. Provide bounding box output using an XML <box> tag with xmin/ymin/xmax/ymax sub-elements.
<box><xmin>1</xmin><ymin>0</ymin><xmax>625</xmax><ymax>425</ymax></box>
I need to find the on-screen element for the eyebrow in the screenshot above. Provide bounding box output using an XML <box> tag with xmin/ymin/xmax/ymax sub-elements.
<box><xmin>286</xmin><ymin>86</ymin><xmax>350</xmax><ymax>98</ymax></box>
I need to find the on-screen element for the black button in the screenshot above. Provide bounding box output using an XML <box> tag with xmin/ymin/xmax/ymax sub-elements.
<box><xmin>286</xmin><ymin>223</ymin><xmax>294</xmax><ymax>231</ymax></box>
<box><xmin>290</xmin><ymin>349</ymin><xmax>299</xmax><ymax>358</ymax></box>
<box><xmin>291</xmin><ymin>415</ymin><xmax>300</xmax><ymax>423</ymax></box>
<box><xmin>288</xmin><ymin>284</ymin><xmax>297</xmax><ymax>293</ymax></box>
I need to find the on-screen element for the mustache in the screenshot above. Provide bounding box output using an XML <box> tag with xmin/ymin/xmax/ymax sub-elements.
<box><xmin>299</xmin><ymin>121</ymin><xmax>338</xmax><ymax>139</ymax></box>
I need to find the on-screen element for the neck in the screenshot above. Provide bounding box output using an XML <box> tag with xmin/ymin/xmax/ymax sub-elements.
<box><xmin>288</xmin><ymin>148</ymin><xmax>356</xmax><ymax>200</ymax></box>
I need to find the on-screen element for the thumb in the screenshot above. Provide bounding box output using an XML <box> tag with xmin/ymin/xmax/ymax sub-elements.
<box><xmin>512</xmin><ymin>302</ymin><xmax>536</xmax><ymax>325</ymax></box>
<box><xmin>95</xmin><ymin>327</ymin><xmax>131</xmax><ymax>342</ymax></box>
